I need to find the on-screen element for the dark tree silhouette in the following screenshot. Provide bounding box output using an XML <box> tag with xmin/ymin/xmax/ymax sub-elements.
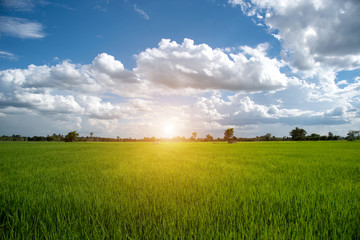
<box><xmin>347</xmin><ymin>130</ymin><xmax>359</xmax><ymax>141</ymax></box>
<box><xmin>289</xmin><ymin>127</ymin><xmax>307</xmax><ymax>141</ymax></box>
<box><xmin>191</xmin><ymin>132</ymin><xmax>197</xmax><ymax>141</ymax></box>
<box><xmin>65</xmin><ymin>131</ymin><xmax>79</xmax><ymax>142</ymax></box>
<box><xmin>328</xmin><ymin>132</ymin><xmax>334</xmax><ymax>140</ymax></box>
<box><xmin>224</xmin><ymin>128</ymin><xmax>234</xmax><ymax>141</ymax></box>
<box><xmin>308</xmin><ymin>133</ymin><xmax>320</xmax><ymax>141</ymax></box>
<box><xmin>206</xmin><ymin>134</ymin><xmax>213</xmax><ymax>142</ymax></box>
<box><xmin>264</xmin><ymin>133</ymin><xmax>272</xmax><ymax>141</ymax></box>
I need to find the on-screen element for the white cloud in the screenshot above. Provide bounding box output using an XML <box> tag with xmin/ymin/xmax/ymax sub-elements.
<box><xmin>16</xmin><ymin>92</ymin><xmax>83</xmax><ymax>114</ymax></box>
<box><xmin>229</xmin><ymin>0</ymin><xmax>360</xmax><ymax>73</ymax></box>
<box><xmin>1</xmin><ymin>0</ymin><xmax>74</xmax><ymax>12</ymax></box>
<box><xmin>0</xmin><ymin>55</ymin><xmax>141</xmax><ymax>123</ymax></box>
<box><xmin>76</xmin><ymin>95</ymin><xmax>136</xmax><ymax>120</ymax></box>
<box><xmin>0</xmin><ymin>38</ymin><xmax>359</xmax><ymax>138</ymax></box>
<box><xmin>133</xmin><ymin>4</ymin><xmax>149</xmax><ymax>20</ymax></box>
<box><xmin>0</xmin><ymin>50</ymin><xmax>18</xmax><ymax>60</ymax></box>
<box><xmin>136</xmin><ymin>38</ymin><xmax>290</xmax><ymax>92</ymax></box>
<box><xmin>337</xmin><ymin>80</ymin><xmax>348</xmax><ymax>86</ymax></box>
<box><xmin>0</xmin><ymin>0</ymin><xmax>36</xmax><ymax>12</ymax></box>
<box><xmin>191</xmin><ymin>90</ymin><xmax>358</xmax><ymax>135</ymax></box>
<box><xmin>92</xmin><ymin>53</ymin><xmax>124</xmax><ymax>73</ymax></box>
<box><xmin>91</xmin><ymin>53</ymin><xmax>138</xmax><ymax>85</ymax></box>
<box><xmin>129</xmin><ymin>99</ymin><xmax>154</xmax><ymax>112</ymax></box>
<box><xmin>0</xmin><ymin>16</ymin><xmax>45</xmax><ymax>39</ymax></box>
<box><xmin>228</xmin><ymin>0</ymin><xmax>360</xmax><ymax>135</ymax></box>
<box><xmin>0</xmin><ymin>55</ymin><xmax>140</xmax><ymax>96</ymax></box>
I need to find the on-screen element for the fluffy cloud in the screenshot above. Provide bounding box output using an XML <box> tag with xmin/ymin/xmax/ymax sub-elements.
<box><xmin>1</xmin><ymin>38</ymin><xmax>359</xmax><ymax>138</ymax></box>
<box><xmin>0</xmin><ymin>54</ymin><xmax>139</xmax><ymax>95</ymax></box>
<box><xmin>0</xmin><ymin>16</ymin><xmax>45</xmax><ymax>39</ymax></box>
<box><xmin>0</xmin><ymin>54</ymin><xmax>142</xmax><ymax>123</ymax></box>
<box><xmin>228</xmin><ymin>0</ymin><xmax>360</xmax><ymax>133</ymax></box>
<box><xmin>0</xmin><ymin>39</ymin><xmax>299</xmax><ymax>109</ymax></box>
<box><xmin>192</xmin><ymin>91</ymin><xmax>358</xmax><ymax>131</ymax></box>
<box><xmin>229</xmin><ymin>0</ymin><xmax>360</xmax><ymax>72</ymax></box>
<box><xmin>91</xmin><ymin>53</ymin><xmax>139</xmax><ymax>86</ymax></box>
<box><xmin>0</xmin><ymin>62</ymin><xmax>99</xmax><ymax>95</ymax></box>
<box><xmin>136</xmin><ymin>38</ymin><xmax>291</xmax><ymax>92</ymax></box>
<box><xmin>0</xmin><ymin>89</ymin><xmax>137</xmax><ymax>120</ymax></box>
<box><xmin>76</xmin><ymin>95</ymin><xmax>136</xmax><ymax>120</ymax></box>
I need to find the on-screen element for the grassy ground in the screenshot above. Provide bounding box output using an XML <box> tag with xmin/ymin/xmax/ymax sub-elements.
<box><xmin>0</xmin><ymin>141</ymin><xmax>359</xmax><ymax>239</ymax></box>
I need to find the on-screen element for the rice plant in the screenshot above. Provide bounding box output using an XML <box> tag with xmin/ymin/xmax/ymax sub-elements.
<box><xmin>0</xmin><ymin>141</ymin><xmax>359</xmax><ymax>239</ymax></box>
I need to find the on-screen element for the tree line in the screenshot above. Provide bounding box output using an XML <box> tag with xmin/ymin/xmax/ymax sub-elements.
<box><xmin>1</xmin><ymin>128</ymin><xmax>359</xmax><ymax>142</ymax></box>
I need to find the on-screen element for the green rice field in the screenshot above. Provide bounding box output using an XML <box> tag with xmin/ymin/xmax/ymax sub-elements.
<box><xmin>0</xmin><ymin>141</ymin><xmax>359</xmax><ymax>239</ymax></box>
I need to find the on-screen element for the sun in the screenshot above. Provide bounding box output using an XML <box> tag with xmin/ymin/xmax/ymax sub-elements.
<box><xmin>163</xmin><ymin>122</ymin><xmax>175</xmax><ymax>137</ymax></box>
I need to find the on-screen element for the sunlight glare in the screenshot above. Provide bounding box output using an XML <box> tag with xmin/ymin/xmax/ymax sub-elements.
<box><xmin>163</xmin><ymin>122</ymin><xmax>175</xmax><ymax>137</ymax></box>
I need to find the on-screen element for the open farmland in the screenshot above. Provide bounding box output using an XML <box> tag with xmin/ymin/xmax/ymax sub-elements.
<box><xmin>0</xmin><ymin>141</ymin><xmax>359</xmax><ymax>239</ymax></box>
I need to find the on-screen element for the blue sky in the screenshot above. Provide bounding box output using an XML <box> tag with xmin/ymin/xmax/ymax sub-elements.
<box><xmin>1</xmin><ymin>0</ymin><xmax>276</xmax><ymax>69</ymax></box>
<box><xmin>0</xmin><ymin>0</ymin><xmax>359</xmax><ymax>138</ymax></box>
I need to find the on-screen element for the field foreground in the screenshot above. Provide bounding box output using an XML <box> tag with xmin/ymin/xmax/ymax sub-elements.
<box><xmin>0</xmin><ymin>141</ymin><xmax>359</xmax><ymax>239</ymax></box>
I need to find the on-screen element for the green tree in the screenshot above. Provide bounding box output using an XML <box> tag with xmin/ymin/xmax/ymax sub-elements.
<box><xmin>347</xmin><ymin>130</ymin><xmax>360</xmax><ymax>141</ymax></box>
<box><xmin>224</xmin><ymin>128</ymin><xmax>234</xmax><ymax>141</ymax></box>
<box><xmin>264</xmin><ymin>133</ymin><xmax>272</xmax><ymax>141</ymax></box>
<box><xmin>206</xmin><ymin>134</ymin><xmax>213</xmax><ymax>142</ymax></box>
<box><xmin>65</xmin><ymin>131</ymin><xmax>79</xmax><ymax>142</ymax></box>
<box><xmin>46</xmin><ymin>135</ymin><xmax>55</xmax><ymax>141</ymax></box>
<box><xmin>191</xmin><ymin>132</ymin><xmax>197</xmax><ymax>141</ymax></box>
<box><xmin>327</xmin><ymin>132</ymin><xmax>334</xmax><ymax>140</ymax></box>
<box><xmin>308</xmin><ymin>133</ymin><xmax>320</xmax><ymax>141</ymax></box>
<box><xmin>289</xmin><ymin>127</ymin><xmax>307</xmax><ymax>141</ymax></box>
